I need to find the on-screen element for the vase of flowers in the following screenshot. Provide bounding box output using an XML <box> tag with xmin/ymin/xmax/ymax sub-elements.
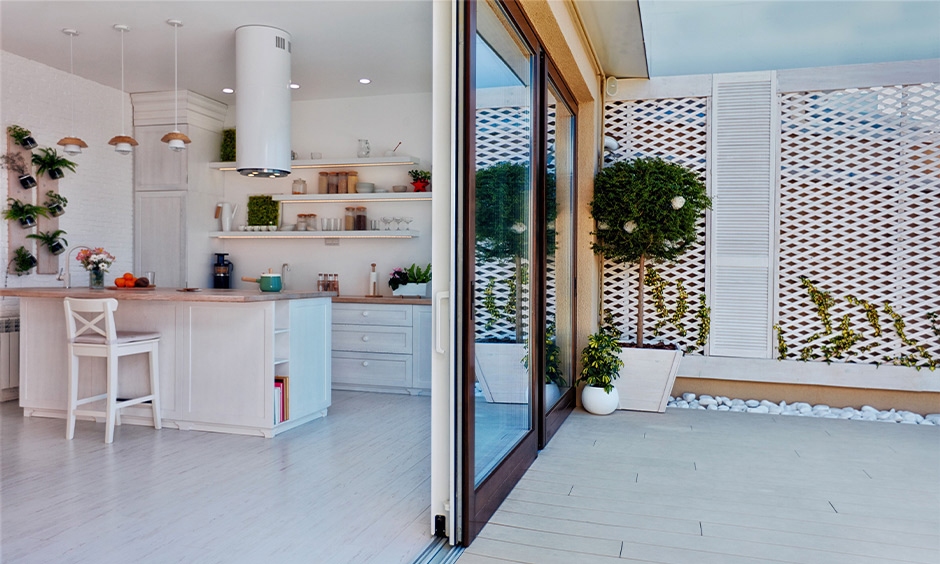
<box><xmin>76</xmin><ymin>247</ymin><xmax>115</xmax><ymax>289</ymax></box>
<box><xmin>389</xmin><ymin>263</ymin><xmax>431</xmax><ymax>297</ymax></box>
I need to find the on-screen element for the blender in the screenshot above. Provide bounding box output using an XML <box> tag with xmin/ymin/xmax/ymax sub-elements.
<box><xmin>213</xmin><ymin>253</ymin><xmax>234</xmax><ymax>289</ymax></box>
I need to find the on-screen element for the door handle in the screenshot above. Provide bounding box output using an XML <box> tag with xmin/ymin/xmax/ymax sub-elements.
<box><xmin>435</xmin><ymin>291</ymin><xmax>449</xmax><ymax>354</ymax></box>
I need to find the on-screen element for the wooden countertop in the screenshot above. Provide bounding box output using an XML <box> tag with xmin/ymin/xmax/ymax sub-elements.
<box><xmin>0</xmin><ymin>287</ymin><xmax>337</xmax><ymax>303</ymax></box>
<box><xmin>332</xmin><ymin>296</ymin><xmax>432</xmax><ymax>305</ymax></box>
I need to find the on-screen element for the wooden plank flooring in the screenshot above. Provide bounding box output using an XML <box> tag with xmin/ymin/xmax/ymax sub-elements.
<box><xmin>0</xmin><ymin>391</ymin><xmax>432</xmax><ymax>564</ymax></box>
<box><xmin>459</xmin><ymin>408</ymin><xmax>940</xmax><ymax>564</ymax></box>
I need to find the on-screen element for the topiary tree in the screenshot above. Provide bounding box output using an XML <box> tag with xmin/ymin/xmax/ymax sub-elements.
<box><xmin>475</xmin><ymin>161</ymin><xmax>556</xmax><ymax>342</ymax></box>
<box><xmin>590</xmin><ymin>156</ymin><xmax>711</xmax><ymax>346</ymax></box>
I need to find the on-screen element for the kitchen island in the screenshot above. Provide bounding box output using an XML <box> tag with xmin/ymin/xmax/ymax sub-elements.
<box><xmin>0</xmin><ymin>287</ymin><xmax>335</xmax><ymax>438</ymax></box>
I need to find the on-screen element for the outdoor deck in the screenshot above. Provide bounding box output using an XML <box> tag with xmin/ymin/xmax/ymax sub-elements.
<box><xmin>459</xmin><ymin>406</ymin><xmax>940</xmax><ymax>564</ymax></box>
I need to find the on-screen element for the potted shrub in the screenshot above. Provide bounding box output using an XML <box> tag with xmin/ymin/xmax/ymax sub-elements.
<box><xmin>389</xmin><ymin>263</ymin><xmax>431</xmax><ymax>297</ymax></box>
<box><xmin>4</xmin><ymin>197</ymin><xmax>49</xmax><ymax>229</ymax></box>
<box><xmin>27</xmin><ymin>229</ymin><xmax>68</xmax><ymax>256</ymax></box>
<box><xmin>32</xmin><ymin>147</ymin><xmax>77</xmax><ymax>180</ymax></box>
<box><xmin>44</xmin><ymin>191</ymin><xmax>68</xmax><ymax>217</ymax></box>
<box><xmin>220</xmin><ymin>128</ymin><xmax>236</xmax><ymax>161</ymax></box>
<box><xmin>7</xmin><ymin>125</ymin><xmax>37</xmax><ymax>150</ymax></box>
<box><xmin>590</xmin><ymin>156</ymin><xmax>711</xmax><ymax>412</ymax></box>
<box><xmin>246</xmin><ymin>195</ymin><xmax>279</xmax><ymax>227</ymax></box>
<box><xmin>11</xmin><ymin>246</ymin><xmax>37</xmax><ymax>276</ymax></box>
<box><xmin>408</xmin><ymin>169</ymin><xmax>431</xmax><ymax>192</ymax></box>
<box><xmin>576</xmin><ymin>312</ymin><xmax>624</xmax><ymax>415</ymax></box>
<box><xmin>0</xmin><ymin>152</ymin><xmax>37</xmax><ymax>189</ymax></box>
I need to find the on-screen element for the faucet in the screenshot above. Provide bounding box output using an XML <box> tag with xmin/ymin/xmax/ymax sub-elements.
<box><xmin>58</xmin><ymin>245</ymin><xmax>90</xmax><ymax>288</ymax></box>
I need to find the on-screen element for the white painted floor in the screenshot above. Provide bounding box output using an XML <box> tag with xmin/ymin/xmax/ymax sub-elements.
<box><xmin>0</xmin><ymin>390</ymin><xmax>432</xmax><ymax>564</ymax></box>
<box><xmin>458</xmin><ymin>407</ymin><xmax>940</xmax><ymax>564</ymax></box>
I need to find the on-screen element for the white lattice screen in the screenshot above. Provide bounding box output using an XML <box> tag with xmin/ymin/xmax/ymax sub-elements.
<box><xmin>602</xmin><ymin>98</ymin><xmax>709</xmax><ymax>352</ymax></box>
<box><xmin>778</xmin><ymin>83</ymin><xmax>940</xmax><ymax>365</ymax></box>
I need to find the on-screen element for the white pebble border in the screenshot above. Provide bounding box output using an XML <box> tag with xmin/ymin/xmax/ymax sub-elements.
<box><xmin>668</xmin><ymin>393</ymin><xmax>940</xmax><ymax>426</ymax></box>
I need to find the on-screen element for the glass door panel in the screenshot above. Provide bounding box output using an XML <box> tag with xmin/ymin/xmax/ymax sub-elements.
<box><xmin>472</xmin><ymin>5</ymin><xmax>534</xmax><ymax>486</ymax></box>
<box><xmin>544</xmin><ymin>84</ymin><xmax>574</xmax><ymax>415</ymax></box>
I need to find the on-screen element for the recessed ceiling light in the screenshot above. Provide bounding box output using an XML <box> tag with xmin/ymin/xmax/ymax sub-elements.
<box><xmin>222</xmin><ymin>87</ymin><xmax>234</xmax><ymax>94</ymax></box>
<box><xmin>289</xmin><ymin>83</ymin><xmax>300</xmax><ymax>90</ymax></box>
<box><xmin>359</xmin><ymin>78</ymin><xmax>371</xmax><ymax>84</ymax></box>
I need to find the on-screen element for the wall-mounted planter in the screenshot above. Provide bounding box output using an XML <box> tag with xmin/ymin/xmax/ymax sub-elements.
<box><xmin>11</xmin><ymin>246</ymin><xmax>37</xmax><ymax>276</ymax></box>
<box><xmin>17</xmin><ymin>136</ymin><xmax>37</xmax><ymax>150</ymax></box>
<box><xmin>47</xmin><ymin>239</ymin><xmax>66</xmax><ymax>255</ymax></box>
<box><xmin>47</xmin><ymin>203</ymin><xmax>65</xmax><ymax>217</ymax></box>
<box><xmin>18</xmin><ymin>174</ymin><xmax>37</xmax><ymax>189</ymax></box>
<box><xmin>18</xmin><ymin>215</ymin><xmax>37</xmax><ymax>229</ymax></box>
<box><xmin>47</xmin><ymin>168</ymin><xmax>65</xmax><ymax>180</ymax></box>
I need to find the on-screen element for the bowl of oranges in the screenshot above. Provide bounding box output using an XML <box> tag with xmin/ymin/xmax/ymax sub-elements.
<box><xmin>109</xmin><ymin>272</ymin><xmax>155</xmax><ymax>290</ymax></box>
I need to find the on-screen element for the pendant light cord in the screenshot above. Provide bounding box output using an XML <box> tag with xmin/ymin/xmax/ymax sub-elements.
<box><xmin>69</xmin><ymin>33</ymin><xmax>76</xmax><ymax>137</ymax></box>
<box><xmin>174</xmin><ymin>22</ymin><xmax>179</xmax><ymax>132</ymax></box>
<box><xmin>120</xmin><ymin>28</ymin><xmax>126</xmax><ymax>136</ymax></box>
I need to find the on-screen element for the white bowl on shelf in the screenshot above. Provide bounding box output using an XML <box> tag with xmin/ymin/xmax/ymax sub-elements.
<box><xmin>356</xmin><ymin>182</ymin><xmax>375</xmax><ymax>193</ymax></box>
<box><xmin>392</xmin><ymin>185</ymin><xmax>408</xmax><ymax>193</ymax></box>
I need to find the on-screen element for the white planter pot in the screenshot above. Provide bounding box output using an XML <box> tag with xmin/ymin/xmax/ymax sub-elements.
<box><xmin>392</xmin><ymin>282</ymin><xmax>428</xmax><ymax>297</ymax></box>
<box><xmin>614</xmin><ymin>346</ymin><xmax>683</xmax><ymax>412</ymax></box>
<box><xmin>582</xmin><ymin>385</ymin><xmax>619</xmax><ymax>415</ymax></box>
<box><xmin>545</xmin><ymin>382</ymin><xmax>561</xmax><ymax>410</ymax></box>
<box><xmin>474</xmin><ymin>342</ymin><xmax>528</xmax><ymax>404</ymax></box>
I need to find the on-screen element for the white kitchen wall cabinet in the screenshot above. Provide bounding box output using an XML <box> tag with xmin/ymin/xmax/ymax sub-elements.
<box><xmin>331</xmin><ymin>302</ymin><xmax>431</xmax><ymax>394</ymax></box>
<box><xmin>132</xmin><ymin>91</ymin><xmax>226</xmax><ymax>287</ymax></box>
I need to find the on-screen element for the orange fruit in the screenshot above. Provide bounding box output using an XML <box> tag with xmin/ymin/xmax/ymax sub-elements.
<box><xmin>123</xmin><ymin>272</ymin><xmax>134</xmax><ymax>280</ymax></box>
<box><xmin>115</xmin><ymin>278</ymin><xmax>126</xmax><ymax>287</ymax></box>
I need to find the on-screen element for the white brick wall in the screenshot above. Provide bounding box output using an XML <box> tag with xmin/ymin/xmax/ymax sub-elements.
<box><xmin>1</xmin><ymin>50</ymin><xmax>134</xmax><ymax>317</ymax></box>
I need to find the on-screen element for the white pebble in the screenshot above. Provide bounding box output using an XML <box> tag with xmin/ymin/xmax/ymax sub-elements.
<box><xmin>677</xmin><ymin>400</ymin><xmax>689</xmax><ymax>408</ymax></box>
<box><xmin>812</xmin><ymin>404</ymin><xmax>830</xmax><ymax>412</ymax></box>
<box><xmin>793</xmin><ymin>402</ymin><xmax>811</xmax><ymax>410</ymax></box>
<box><xmin>900</xmin><ymin>420</ymin><xmax>917</xmax><ymax>425</ymax></box>
<box><xmin>731</xmin><ymin>399</ymin><xmax>746</xmax><ymax>407</ymax></box>
<box><xmin>668</xmin><ymin>396</ymin><xmax>675</xmax><ymax>402</ymax></box>
<box><xmin>706</xmin><ymin>404</ymin><xmax>718</xmax><ymax>410</ymax></box>
<box><xmin>799</xmin><ymin>405</ymin><xmax>812</xmax><ymax>414</ymax></box>
<box><xmin>747</xmin><ymin>406</ymin><xmax>770</xmax><ymax>414</ymax></box>
<box><xmin>699</xmin><ymin>397</ymin><xmax>718</xmax><ymax>407</ymax></box>
<box><xmin>925</xmin><ymin>414</ymin><xmax>940</xmax><ymax>423</ymax></box>
<box><xmin>730</xmin><ymin>405</ymin><xmax>747</xmax><ymax>412</ymax></box>
<box><xmin>861</xmin><ymin>405</ymin><xmax>878</xmax><ymax>413</ymax></box>
<box><xmin>689</xmin><ymin>400</ymin><xmax>700</xmax><ymax>408</ymax></box>
<box><xmin>717</xmin><ymin>396</ymin><xmax>732</xmax><ymax>406</ymax></box>
<box><xmin>745</xmin><ymin>400</ymin><xmax>760</xmax><ymax>408</ymax></box>
<box><xmin>682</xmin><ymin>392</ymin><xmax>696</xmax><ymax>402</ymax></box>
<box><xmin>760</xmin><ymin>400</ymin><xmax>776</xmax><ymax>408</ymax></box>
<box><xmin>717</xmin><ymin>405</ymin><xmax>730</xmax><ymax>411</ymax></box>
<box><xmin>768</xmin><ymin>405</ymin><xmax>783</xmax><ymax>415</ymax></box>
<box><xmin>877</xmin><ymin>411</ymin><xmax>892</xmax><ymax>420</ymax></box>
<box><xmin>699</xmin><ymin>395</ymin><xmax>714</xmax><ymax>401</ymax></box>
<box><xmin>920</xmin><ymin>419</ymin><xmax>935</xmax><ymax>426</ymax></box>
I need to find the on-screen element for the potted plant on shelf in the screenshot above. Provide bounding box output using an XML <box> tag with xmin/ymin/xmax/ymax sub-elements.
<box><xmin>27</xmin><ymin>229</ymin><xmax>68</xmax><ymax>256</ymax></box>
<box><xmin>75</xmin><ymin>247</ymin><xmax>116</xmax><ymax>289</ymax></box>
<box><xmin>590</xmin><ymin>156</ymin><xmax>711</xmax><ymax>412</ymax></box>
<box><xmin>408</xmin><ymin>169</ymin><xmax>431</xmax><ymax>192</ymax></box>
<box><xmin>10</xmin><ymin>246</ymin><xmax>37</xmax><ymax>276</ymax></box>
<box><xmin>43</xmin><ymin>191</ymin><xmax>68</xmax><ymax>217</ymax></box>
<box><xmin>4</xmin><ymin>197</ymin><xmax>49</xmax><ymax>229</ymax></box>
<box><xmin>389</xmin><ymin>263</ymin><xmax>431</xmax><ymax>297</ymax></box>
<box><xmin>577</xmin><ymin>312</ymin><xmax>624</xmax><ymax>415</ymax></box>
<box><xmin>220</xmin><ymin>128</ymin><xmax>236</xmax><ymax>162</ymax></box>
<box><xmin>0</xmin><ymin>152</ymin><xmax>37</xmax><ymax>189</ymax></box>
<box><xmin>32</xmin><ymin>147</ymin><xmax>77</xmax><ymax>180</ymax></box>
<box><xmin>7</xmin><ymin>125</ymin><xmax>37</xmax><ymax>150</ymax></box>
<box><xmin>246</xmin><ymin>195</ymin><xmax>279</xmax><ymax>228</ymax></box>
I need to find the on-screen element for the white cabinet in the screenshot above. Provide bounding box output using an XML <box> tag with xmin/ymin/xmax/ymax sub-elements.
<box><xmin>136</xmin><ymin>191</ymin><xmax>186</xmax><ymax>288</ymax></box>
<box><xmin>331</xmin><ymin>302</ymin><xmax>430</xmax><ymax>394</ymax></box>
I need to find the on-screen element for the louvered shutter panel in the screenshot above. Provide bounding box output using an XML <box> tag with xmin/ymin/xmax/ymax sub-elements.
<box><xmin>708</xmin><ymin>72</ymin><xmax>778</xmax><ymax>358</ymax></box>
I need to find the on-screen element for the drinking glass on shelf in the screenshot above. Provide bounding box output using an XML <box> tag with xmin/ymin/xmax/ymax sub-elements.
<box><xmin>382</xmin><ymin>217</ymin><xmax>393</xmax><ymax>231</ymax></box>
<box><xmin>401</xmin><ymin>217</ymin><xmax>413</xmax><ymax>231</ymax></box>
<box><xmin>393</xmin><ymin>217</ymin><xmax>403</xmax><ymax>230</ymax></box>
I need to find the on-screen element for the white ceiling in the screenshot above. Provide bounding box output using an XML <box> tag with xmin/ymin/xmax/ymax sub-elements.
<box><xmin>0</xmin><ymin>1</ymin><xmax>432</xmax><ymax>103</ymax></box>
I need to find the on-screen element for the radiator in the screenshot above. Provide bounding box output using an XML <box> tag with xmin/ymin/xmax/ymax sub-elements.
<box><xmin>1</xmin><ymin>317</ymin><xmax>20</xmax><ymax>400</ymax></box>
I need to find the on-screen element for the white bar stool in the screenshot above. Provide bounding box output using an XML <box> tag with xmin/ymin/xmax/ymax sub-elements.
<box><xmin>63</xmin><ymin>297</ymin><xmax>162</xmax><ymax>443</ymax></box>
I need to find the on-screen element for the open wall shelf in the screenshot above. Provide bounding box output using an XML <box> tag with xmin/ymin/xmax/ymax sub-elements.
<box><xmin>209</xmin><ymin>156</ymin><xmax>417</xmax><ymax>170</ymax></box>
<box><xmin>210</xmin><ymin>230</ymin><xmax>419</xmax><ymax>239</ymax></box>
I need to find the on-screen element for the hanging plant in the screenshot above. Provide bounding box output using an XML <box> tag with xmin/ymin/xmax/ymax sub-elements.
<box><xmin>0</xmin><ymin>152</ymin><xmax>37</xmax><ymax>189</ymax></box>
<box><xmin>43</xmin><ymin>191</ymin><xmax>69</xmax><ymax>217</ymax></box>
<box><xmin>4</xmin><ymin>197</ymin><xmax>49</xmax><ymax>229</ymax></box>
<box><xmin>7</xmin><ymin>125</ymin><xmax>37</xmax><ymax>150</ymax></box>
<box><xmin>590</xmin><ymin>156</ymin><xmax>711</xmax><ymax>347</ymax></box>
<box><xmin>27</xmin><ymin>229</ymin><xmax>69</xmax><ymax>256</ymax></box>
<box><xmin>32</xmin><ymin>147</ymin><xmax>77</xmax><ymax>179</ymax></box>
<box><xmin>11</xmin><ymin>246</ymin><xmax>37</xmax><ymax>275</ymax></box>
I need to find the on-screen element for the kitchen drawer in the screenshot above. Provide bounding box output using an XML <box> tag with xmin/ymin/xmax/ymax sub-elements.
<box><xmin>332</xmin><ymin>352</ymin><xmax>412</xmax><ymax>388</ymax></box>
<box><xmin>332</xmin><ymin>325</ymin><xmax>412</xmax><ymax>354</ymax></box>
<box><xmin>332</xmin><ymin>303</ymin><xmax>412</xmax><ymax>327</ymax></box>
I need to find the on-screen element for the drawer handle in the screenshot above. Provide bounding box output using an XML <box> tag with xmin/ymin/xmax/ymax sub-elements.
<box><xmin>362</xmin><ymin>335</ymin><xmax>370</xmax><ymax>342</ymax></box>
<box><xmin>362</xmin><ymin>311</ymin><xmax>369</xmax><ymax>317</ymax></box>
<box><xmin>362</xmin><ymin>361</ymin><xmax>369</xmax><ymax>367</ymax></box>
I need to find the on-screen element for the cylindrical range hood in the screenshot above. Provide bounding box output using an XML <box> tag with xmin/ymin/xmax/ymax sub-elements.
<box><xmin>235</xmin><ymin>25</ymin><xmax>291</xmax><ymax>178</ymax></box>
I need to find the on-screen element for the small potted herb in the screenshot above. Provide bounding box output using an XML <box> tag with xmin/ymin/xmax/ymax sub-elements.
<box><xmin>11</xmin><ymin>246</ymin><xmax>37</xmax><ymax>276</ymax></box>
<box><xmin>0</xmin><ymin>152</ymin><xmax>37</xmax><ymax>189</ymax></box>
<box><xmin>4</xmin><ymin>197</ymin><xmax>49</xmax><ymax>229</ymax></box>
<box><xmin>32</xmin><ymin>147</ymin><xmax>77</xmax><ymax>180</ymax></box>
<box><xmin>27</xmin><ymin>229</ymin><xmax>68</xmax><ymax>256</ymax></box>
<box><xmin>7</xmin><ymin>125</ymin><xmax>37</xmax><ymax>150</ymax></box>
<box><xmin>576</xmin><ymin>312</ymin><xmax>625</xmax><ymax>415</ymax></box>
<box><xmin>44</xmin><ymin>191</ymin><xmax>68</xmax><ymax>217</ymax></box>
<box><xmin>408</xmin><ymin>169</ymin><xmax>431</xmax><ymax>192</ymax></box>
<box><xmin>389</xmin><ymin>263</ymin><xmax>431</xmax><ymax>297</ymax></box>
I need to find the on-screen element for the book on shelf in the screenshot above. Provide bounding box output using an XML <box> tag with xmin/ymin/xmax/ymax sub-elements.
<box><xmin>274</xmin><ymin>384</ymin><xmax>283</xmax><ymax>425</ymax></box>
<box><xmin>275</xmin><ymin>375</ymin><xmax>290</xmax><ymax>422</ymax></box>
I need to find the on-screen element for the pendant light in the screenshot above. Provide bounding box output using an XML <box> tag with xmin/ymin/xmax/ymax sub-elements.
<box><xmin>107</xmin><ymin>24</ymin><xmax>138</xmax><ymax>155</ymax></box>
<box><xmin>57</xmin><ymin>28</ymin><xmax>88</xmax><ymax>156</ymax></box>
<box><xmin>161</xmin><ymin>19</ymin><xmax>191</xmax><ymax>152</ymax></box>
